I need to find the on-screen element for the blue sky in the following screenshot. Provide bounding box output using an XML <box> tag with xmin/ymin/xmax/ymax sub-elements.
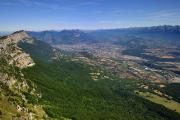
<box><xmin>0</xmin><ymin>0</ymin><xmax>180</xmax><ymax>31</ymax></box>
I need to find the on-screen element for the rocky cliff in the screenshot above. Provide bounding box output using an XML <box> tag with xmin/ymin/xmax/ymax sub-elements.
<box><xmin>0</xmin><ymin>31</ymin><xmax>47</xmax><ymax>119</ymax></box>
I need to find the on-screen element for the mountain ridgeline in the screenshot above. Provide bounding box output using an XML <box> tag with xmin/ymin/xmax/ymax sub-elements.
<box><xmin>27</xmin><ymin>25</ymin><xmax>180</xmax><ymax>46</ymax></box>
<box><xmin>28</xmin><ymin>30</ymin><xmax>95</xmax><ymax>45</ymax></box>
<box><xmin>0</xmin><ymin>29</ymin><xmax>180</xmax><ymax>119</ymax></box>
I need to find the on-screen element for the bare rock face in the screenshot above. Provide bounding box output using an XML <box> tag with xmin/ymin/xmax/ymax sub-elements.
<box><xmin>8</xmin><ymin>30</ymin><xmax>32</xmax><ymax>43</ymax></box>
<box><xmin>0</xmin><ymin>31</ymin><xmax>47</xmax><ymax>119</ymax></box>
<box><xmin>0</xmin><ymin>30</ymin><xmax>35</xmax><ymax>68</ymax></box>
<box><xmin>0</xmin><ymin>30</ymin><xmax>32</xmax><ymax>44</ymax></box>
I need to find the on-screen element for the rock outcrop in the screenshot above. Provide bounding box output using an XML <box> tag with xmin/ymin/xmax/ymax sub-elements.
<box><xmin>0</xmin><ymin>31</ymin><xmax>47</xmax><ymax>119</ymax></box>
<box><xmin>0</xmin><ymin>30</ymin><xmax>35</xmax><ymax>68</ymax></box>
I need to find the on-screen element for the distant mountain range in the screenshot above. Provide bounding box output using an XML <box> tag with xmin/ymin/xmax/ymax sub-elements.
<box><xmin>100</xmin><ymin>25</ymin><xmax>180</xmax><ymax>33</ymax></box>
<box><xmin>27</xmin><ymin>25</ymin><xmax>180</xmax><ymax>45</ymax></box>
<box><xmin>27</xmin><ymin>29</ymin><xmax>94</xmax><ymax>44</ymax></box>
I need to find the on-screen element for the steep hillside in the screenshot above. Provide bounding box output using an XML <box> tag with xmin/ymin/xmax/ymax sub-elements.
<box><xmin>19</xmin><ymin>32</ymin><xmax>180</xmax><ymax>119</ymax></box>
<box><xmin>0</xmin><ymin>31</ymin><xmax>47</xmax><ymax>119</ymax></box>
<box><xmin>1</xmin><ymin>31</ymin><xmax>180</xmax><ymax>119</ymax></box>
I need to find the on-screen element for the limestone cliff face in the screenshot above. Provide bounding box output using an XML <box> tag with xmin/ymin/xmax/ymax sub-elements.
<box><xmin>0</xmin><ymin>31</ymin><xmax>47</xmax><ymax>119</ymax></box>
<box><xmin>6</xmin><ymin>30</ymin><xmax>31</xmax><ymax>43</ymax></box>
<box><xmin>0</xmin><ymin>30</ymin><xmax>35</xmax><ymax>68</ymax></box>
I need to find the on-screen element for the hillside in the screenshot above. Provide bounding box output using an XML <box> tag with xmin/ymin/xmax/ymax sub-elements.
<box><xmin>0</xmin><ymin>31</ymin><xmax>47</xmax><ymax>119</ymax></box>
<box><xmin>0</xmin><ymin>31</ymin><xmax>180</xmax><ymax>119</ymax></box>
<box><xmin>17</xmin><ymin>32</ymin><xmax>180</xmax><ymax>119</ymax></box>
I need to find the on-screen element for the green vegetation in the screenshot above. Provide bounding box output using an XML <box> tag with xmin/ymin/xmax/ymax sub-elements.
<box><xmin>0</xmin><ymin>96</ymin><xmax>20</xmax><ymax>120</ymax></box>
<box><xmin>161</xmin><ymin>83</ymin><xmax>180</xmax><ymax>102</ymax></box>
<box><xmin>137</xmin><ymin>91</ymin><xmax>180</xmax><ymax>113</ymax></box>
<box><xmin>19</xmin><ymin>40</ymin><xmax>180</xmax><ymax>119</ymax></box>
<box><xmin>21</xmin><ymin>58</ymin><xmax>180</xmax><ymax>120</ymax></box>
<box><xmin>18</xmin><ymin>40</ymin><xmax>56</xmax><ymax>60</ymax></box>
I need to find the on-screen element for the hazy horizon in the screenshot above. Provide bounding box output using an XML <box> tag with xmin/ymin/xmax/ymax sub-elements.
<box><xmin>1</xmin><ymin>24</ymin><xmax>180</xmax><ymax>33</ymax></box>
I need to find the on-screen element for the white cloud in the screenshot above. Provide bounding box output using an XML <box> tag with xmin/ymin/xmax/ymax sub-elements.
<box><xmin>146</xmin><ymin>9</ymin><xmax>180</xmax><ymax>19</ymax></box>
<box><xmin>1</xmin><ymin>0</ymin><xmax>97</xmax><ymax>11</ymax></box>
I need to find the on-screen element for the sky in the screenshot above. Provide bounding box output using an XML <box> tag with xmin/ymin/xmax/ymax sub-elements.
<box><xmin>0</xmin><ymin>0</ymin><xmax>180</xmax><ymax>31</ymax></box>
